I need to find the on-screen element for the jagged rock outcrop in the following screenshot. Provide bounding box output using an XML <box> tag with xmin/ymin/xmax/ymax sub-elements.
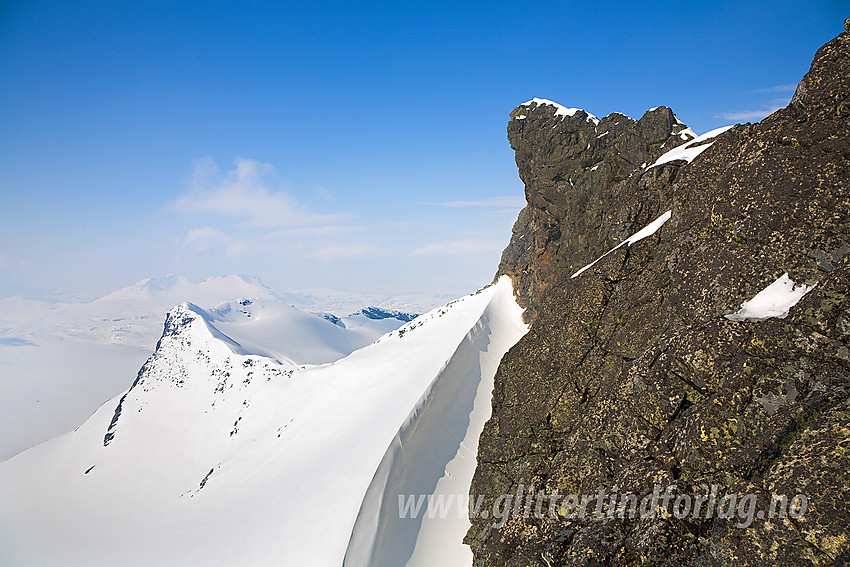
<box><xmin>496</xmin><ymin>101</ymin><xmax>696</xmax><ymax>322</ymax></box>
<box><xmin>469</xmin><ymin>27</ymin><xmax>850</xmax><ymax>567</ymax></box>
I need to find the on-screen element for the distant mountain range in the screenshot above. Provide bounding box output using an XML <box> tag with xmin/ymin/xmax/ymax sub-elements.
<box><xmin>0</xmin><ymin>274</ymin><xmax>444</xmax><ymax>461</ymax></box>
<box><xmin>0</xmin><ymin>274</ymin><xmax>526</xmax><ymax>566</ymax></box>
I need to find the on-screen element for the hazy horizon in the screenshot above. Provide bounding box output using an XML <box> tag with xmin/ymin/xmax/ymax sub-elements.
<box><xmin>1</xmin><ymin>1</ymin><xmax>845</xmax><ymax>301</ymax></box>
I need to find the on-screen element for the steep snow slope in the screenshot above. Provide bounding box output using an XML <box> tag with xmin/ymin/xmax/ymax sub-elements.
<box><xmin>344</xmin><ymin>280</ymin><xmax>527</xmax><ymax>566</ymax></box>
<box><xmin>0</xmin><ymin>277</ymin><xmax>526</xmax><ymax>567</ymax></box>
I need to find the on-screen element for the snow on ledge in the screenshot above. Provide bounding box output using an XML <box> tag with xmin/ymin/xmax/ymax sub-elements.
<box><xmin>649</xmin><ymin>125</ymin><xmax>734</xmax><ymax>169</ymax></box>
<box><xmin>678</xmin><ymin>127</ymin><xmax>698</xmax><ymax>141</ymax></box>
<box><xmin>518</xmin><ymin>98</ymin><xmax>600</xmax><ymax>125</ymax></box>
<box><xmin>725</xmin><ymin>273</ymin><xmax>816</xmax><ymax>322</ymax></box>
<box><xmin>571</xmin><ymin>210</ymin><xmax>672</xmax><ymax>279</ymax></box>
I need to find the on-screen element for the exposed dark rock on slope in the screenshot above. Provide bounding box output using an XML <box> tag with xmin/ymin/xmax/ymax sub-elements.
<box><xmin>496</xmin><ymin>101</ymin><xmax>695</xmax><ymax>323</ymax></box>
<box><xmin>469</xmin><ymin>28</ymin><xmax>850</xmax><ymax>567</ymax></box>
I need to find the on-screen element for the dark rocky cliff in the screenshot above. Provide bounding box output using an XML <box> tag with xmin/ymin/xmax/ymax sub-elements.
<box><xmin>468</xmin><ymin>27</ymin><xmax>850</xmax><ymax>567</ymax></box>
<box><xmin>496</xmin><ymin>101</ymin><xmax>695</xmax><ymax>323</ymax></box>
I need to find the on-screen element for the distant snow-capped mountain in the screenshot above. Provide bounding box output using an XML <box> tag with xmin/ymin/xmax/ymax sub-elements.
<box><xmin>95</xmin><ymin>274</ymin><xmax>279</xmax><ymax>304</ymax></box>
<box><xmin>0</xmin><ymin>274</ymin><xmax>444</xmax><ymax>461</ymax></box>
<box><xmin>0</xmin><ymin>277</ymin><xmax>527</xmax><ymax>567</ymax></box>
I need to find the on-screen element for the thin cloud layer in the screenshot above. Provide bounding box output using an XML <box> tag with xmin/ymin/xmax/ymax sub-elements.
<box><xmin>165</xmin><ymin>156</ymin><xmax>521</xmax><ymax>286</ymax></box>
<box><xmin>313</xmin><ymin>244</ymin><xmax>379</xmax><ymax>261</ymax></box>
<box><xmin>184</xmin><ymin>227</ymin><xmax>229</xmax><ymax>245</ymax></box>
<box><xmin>717</xmin><ymin>98</ymin><xmax>790</xmax><ymax>122</ymax></box>
<box><xmin>181</xmin><ymin>227</ymin><xmax>246</xmax><ymax>257</ymax></box>
<box><xmin>748</xmin><ymin>84</ymin><xmax>797</xmax><ymax>94</ymax></box>
<box><xmin>411</xmin><ymin>239</ymin><xmax>505</xmax><ymax>257</ymax></box>
<box><xmin>424</xmin><ymin>196</ymin><xmax>525</xmax><ymax>208</ymax></box>
<box><xmin>173</xmin><ymin>157</ymin><xmax>350</xmax><ymax>228</ymax></box>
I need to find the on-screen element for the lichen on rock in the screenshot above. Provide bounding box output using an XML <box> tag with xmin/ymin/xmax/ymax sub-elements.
<box><xmin>470</xmin><ymin>26</ymin><xmax>850</xmax><ymax>567</ymax></box>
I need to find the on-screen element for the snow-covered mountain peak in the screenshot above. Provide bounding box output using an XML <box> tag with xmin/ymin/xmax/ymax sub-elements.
<box><xmin>136</xmin><ymin>274</ymin><xmax>190</xmax><ymax>292</ymax></box>
<box><xmin>0</xmin><ymin>277</ymin><xmax>529</xmax><ymax>567</ymax></box>
<box><xmin>160</xmin><ymin>301</ymin><xmax>248</xmax><ymax>356</ymax></box>
<box><xmin>101</xmin><ymin>300</ymin><xmax>294</xmax><ymax>449</ymax></box>
<box><xmin>156</xmin><ymin>297</ymin><xmax>408</xmax><ymax>366</ymax></box>
<box><xmin>96</xmin><ymin>273</ymin><xmax>278</xmax><ymax>305</ymax></box>
<box><xmin>0</xmin><ymin>276</ymin><xmax>424</xmax><ymax>461</ymax></box>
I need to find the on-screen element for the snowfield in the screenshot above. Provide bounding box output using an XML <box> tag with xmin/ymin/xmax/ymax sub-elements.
<box><xmin>0</xmin><ymin>276</ymin><xmax>527</xmax><ymax>567</ymax></box>
<box><xmin>0</xmin><ymin>275</ymin><xmax>433</xmax><ymax>461</ymax></box>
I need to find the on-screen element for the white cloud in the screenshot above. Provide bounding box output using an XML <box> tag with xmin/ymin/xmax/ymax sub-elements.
<box><xmin>717</xmin><ymin>98</ymin><xmax>790</xmax><ymax>122</ymax></box>
<box><xmin>718</xmin><ymin>108</ymin><xmax>777</xmax><ymax>121</ymax></box>
<box><xmin>313</xmin><ymin>185</ymin><xmax>335</xmax><ymax>203</ymax></box>
<box><xmin>423</xmin><ymin>196</ymin><xmax>525</xmax><ymax>208</ymax></box>
<box><xmin>264</xmin><ymin>225</ymin><xmax>350</xmax><ymax>239</ymax></box>
<box><xmin>748</xmin><ymin>84</ymin><xmax>797</xmax><ymax>94</ymax></box>
<box><xmin>181</xmin><ymin>227</ymin><xmax>247</xmax><ymax>257</ymax></box>
<box><xmin>313</xmin><ymin>244</ymin><xmax>379</xmax><ymax>261</ymax></box>
<box><xmin>173</xmin><ymin>157</ymin><xmax>350</xmax><ymax>228</ymax></box>
<box><xmin>184</xmin><ymin>227</ymin><xmax>229</xmax><ymax>245</ymax></box>
<box><xmin>411</xmin><ymin>239</ymin><xmax>505</xmax><ymax>257</ymax></box>
<box><xmin>224</xmin><ymin>241</ymin><xmax>248</xmax><ymax>257</ymax></box>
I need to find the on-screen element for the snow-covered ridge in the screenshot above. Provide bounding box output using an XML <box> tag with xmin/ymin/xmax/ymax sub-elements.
<box><xmin>0</xmin><ymin>275</ymin><xmax>436</xmax><ymax>461</ymax></box>
<box><xmin>96</xmin><ymin>274</ymin><xmax>278</xmax><ymax>304</ymax></box>
<box><xmin>515</xmin><ymin>97</ymin><xmax>600</xmax><ymax>125</ymax></box>
<box><xmin>0</xmin><ymin>277</ymin><xmax>528</xmax><ymax>567</ymax></box>
<box><xmin>343</xmin><ymin>279</ymin><xmax>527</xmax><ymax>566</ymax></box>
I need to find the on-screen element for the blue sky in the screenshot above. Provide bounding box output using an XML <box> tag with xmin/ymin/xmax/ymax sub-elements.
<box><xmin>0</xmin><ymin>1</ymin><xmax>845</xmax><ymax>301</ymax></box>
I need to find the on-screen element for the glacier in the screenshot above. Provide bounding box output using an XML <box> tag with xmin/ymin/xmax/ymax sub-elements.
<box><xmin>0</xmin><ymin>275</ymin><xmax>428</xmax><ymax>461</ymax></box>
<box><xmin>0</xmin><ymin>276</ymin><xmax>527</xmax><ymax>567</ymax></box>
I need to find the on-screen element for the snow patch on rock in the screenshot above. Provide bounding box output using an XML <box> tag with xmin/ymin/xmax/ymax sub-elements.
<box><xmin>725</xmin><ymin>273</ymin><xmax>816</xmax><ymax>321</ymax></box>
<box><xmin>571</xmin><ymin>211</ymin><xmax>672</xmax><ymax>279</ymax></box>
<box><xmin>518</xmin><ymin>98</ymin><xmax>600</xmax><ymax>125</ymax></box>
<box><xmin>649</xmin><ymin>125</ymin><xmax>734</xmax><ymax>168</ymax></box>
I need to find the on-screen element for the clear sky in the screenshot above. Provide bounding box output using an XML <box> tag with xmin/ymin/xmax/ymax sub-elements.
<box><xmin>1</xmin><ymin>1</ymin><xmax>845</xmax><ymax>301</ymax></box>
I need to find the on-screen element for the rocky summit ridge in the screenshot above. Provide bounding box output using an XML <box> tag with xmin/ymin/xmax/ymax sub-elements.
<box><xmin>468</xmin><ymin>26</ymin><xmax>850</xmax><ymax>567</ymax></box>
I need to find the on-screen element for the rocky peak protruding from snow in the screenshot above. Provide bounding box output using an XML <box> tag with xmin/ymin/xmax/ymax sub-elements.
<box><xmin>513</xmin><ymin>97</ymin><xmax>599</xmax><ymax>125</ymax></box>
<box><xmin>320</xmin><ymin>312</ymin><xmax>345</xmax><ymax>327</ymax></box>
<box><xmin>350</xmin><ymin>306</ymin><xmax>418</xmax><ymax>322</ymax></box>
<box><xmin>161</xmin><ymin>301</ymin><xmax>202</xmax><ymax>337</ymax></box>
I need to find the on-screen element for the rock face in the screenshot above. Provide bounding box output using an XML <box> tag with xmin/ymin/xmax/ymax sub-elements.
<box><xmin>468</xmin><ymin>28</ymin><xmax>850</xmax><ymax>567</ymax></box>
<box><xmin>496</xmin><ymin>100</ymin><xmax>696</xmax><ymax>323</ymax></box>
